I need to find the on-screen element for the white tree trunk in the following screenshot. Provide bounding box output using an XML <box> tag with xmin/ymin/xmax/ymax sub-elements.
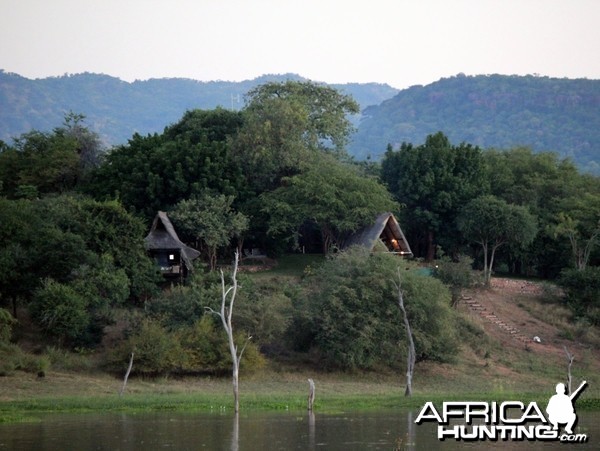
<box><xmin>206</xmin><ymin>251</ymin><xmax>250</xmax><ymax>413</ymax></box>
<box><xmin>563</xmin><ymin>346</ymin><xmax>574</xmax><ymax>394</ymax></box>
<box><xmin>481</xmin><ymin>241</ymin><xmax>489</xmax><ymax>285</ymax></box>
<box><xmin>307</xmin><ymin>378</ymin><xmax>316</xmax><ymax>411</ymax></box>
<box><xmin>395</xmin><ymin>269</ymin><xmax>416</xmax><ymax>397</ymax></box>
<box><xmin>119</xmin><ymin>352</ymin><xmax>134</xmax><ymax>397</ymax></box>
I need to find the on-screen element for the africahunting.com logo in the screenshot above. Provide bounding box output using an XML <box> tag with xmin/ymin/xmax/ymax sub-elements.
<box><xmin>415</xmin><ymin>381</ymin><xmax>588</xmax><ymax>443</ymax></box>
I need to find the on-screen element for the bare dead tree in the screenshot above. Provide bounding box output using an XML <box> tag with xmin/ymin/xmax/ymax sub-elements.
<box><xmin>563</xmin><ymin>346</ymin><xmax>575</xmax><ymax>394</ymax></box>
<box><xmin>205</xmin><ymin>251</ymin><xmax>251</xmax><ymax>413</ymax></box>
<box><xmin>394</xmin><ymin>269</ymin><xmax>416</xmax><ymax>397</ymax></box>
<box><xmin>119</xmin><ymin>352</ymin><xmax>134</xmax><ymax>397</ymax></box>
<box><xmin>307</xmin><ymin>378</ymin><xmax>316</xmax><ymax>411</ymax></box>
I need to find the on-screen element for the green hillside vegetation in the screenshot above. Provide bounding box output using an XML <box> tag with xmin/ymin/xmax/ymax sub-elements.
<box><xmin>0</xmin><ymin>70</ymin><xmax>398</xmax><ymax>147</ymax></box>
<box><xmin>0</xmin><ymin>80</ymin><xmax>599</xmax><ymax>414</ymax></box>
<box><xmin>3</xmin><ymin>71</ymin><xmax>599</xmax><ymax>174</ymax></box>
<box><xmin>351</xmin><ymin>74</ymin><xmax>600</xmax><ymax>174</ymax></box>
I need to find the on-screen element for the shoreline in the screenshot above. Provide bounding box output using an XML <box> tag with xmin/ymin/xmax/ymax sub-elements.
<box><xmin>2</xmin><ymin>369</ymin><xmax>598</xmax><ymax>423</ymax></box>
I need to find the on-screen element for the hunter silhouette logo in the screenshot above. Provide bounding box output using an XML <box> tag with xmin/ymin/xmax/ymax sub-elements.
<box><xmin>546</xmin><ymin>380</ymin><xmax>587</xmax><ymax>435</ymax></box>
<box><xmin>415</xmin><ymin>381</ymin><xmax>589</xmax><ymax>443</ymax></box>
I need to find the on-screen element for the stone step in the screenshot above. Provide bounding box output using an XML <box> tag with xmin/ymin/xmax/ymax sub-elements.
<box><xmin>464</xmin><ymin>297</ymin><xmax>533</xmax><ymax>344</ymax></box>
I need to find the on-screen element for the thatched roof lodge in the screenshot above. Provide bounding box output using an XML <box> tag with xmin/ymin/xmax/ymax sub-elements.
<box><xmin>344</xmin><ymin>212</ymin><xmax>412</xmax><ymax>256</ymax></box>
<box><xmin>144</xmin><ymin>211</ymin><xmax>200</xmax><ymax>280</ymax></box>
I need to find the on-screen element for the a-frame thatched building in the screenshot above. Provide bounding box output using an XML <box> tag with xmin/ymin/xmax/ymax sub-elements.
<box><xmin>144</xmin><ymin>211</ymin><xmax>201</xmax><ymax>281</ymax></box>
<box><xmin>344</xmin><ymin>212</ymin><xmax>412</xmax><ymax>256</ymax></box>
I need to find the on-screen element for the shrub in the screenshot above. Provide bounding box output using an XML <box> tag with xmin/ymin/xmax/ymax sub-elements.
<box><xmin>233</xmin><ymin>275</ymin><xmax>294</xmax><ymax>347</ymax></box>
<box><xmin>0</xmin><ymin>343</ymin><xmax>51</xmax><ymax>376</ymax></box>
<box><xmin>291</xmin><ymin>247</ymin><xmax>459</xmax><ymax>370</ymax></box>
<box><xmin>29</xmin><ymin>278</ymin><xmax>90</xmax><ymax>345</ymax></box>
<box><xmin>107</xmin><ymin>315</ymin><xmax>265</xmax><ymax>376</ymax></box>
<box><xmin>432</xmin><ymin>254</ymin><xmax>479</xmax><ymax>306</ymax></box>
<box><xmin>0</xmin><ymin>308</ymin><xmax>16</xmax><ymax>343</ymax></box>
<box><xmin>558</xmin><ymin>267</ymin><xmax>600</xmax><ymax>325</ymax></box>
<box><xmin>178</xmin><ymin>316</ymin><xmax>230</xmax><ymax>373</ymax></box>
<box><xmin>109</xmin><ymin>318</ymin><xmax>184</xmax><ymax>375</ymax></box>
<box><xmin>147</xmin><ymin>270</ymin><xmax>221</xmax><ymax>329</ymax></box>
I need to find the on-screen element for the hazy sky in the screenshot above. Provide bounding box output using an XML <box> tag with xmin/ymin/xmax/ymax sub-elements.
<box><xmin>1</xmin><ymin>0</ymin><xmax>599</xmax><ymax>89</ymax></box>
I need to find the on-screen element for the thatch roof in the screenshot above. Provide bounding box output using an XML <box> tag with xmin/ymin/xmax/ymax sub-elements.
<box><xmin>344</xmin><ymin>212</ymin><xmax>412</xmax><ymax>255</ymax></box>
<box><xmin>144</xmin><ymin>211</ymin><xmax>201</xmax><ymax>270</ymax></box>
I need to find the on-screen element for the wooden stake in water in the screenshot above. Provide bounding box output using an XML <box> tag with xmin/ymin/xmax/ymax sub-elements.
<box><xmin>307</xmin><ymin>378</ymin><xmax>315</xmax><ymax>411</ymax></box>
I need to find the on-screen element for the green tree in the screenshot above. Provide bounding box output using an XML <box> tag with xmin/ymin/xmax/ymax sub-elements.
<box><xmin>0</xmin><ymin>308</ymin><xmax>16</xmax><ymax>343</ymax></box>
<box><xmin>0</xmin><ymin>130</ymin><xmax>80</xmax><ymax>196</ymax></box>
<box><xmin>30</xmin><ymin>278</ymin><xmax>90</xmax><ymax>345</ymax></box>
<box><xmin>483</xmin><ymin>147</ymin><xmax>592</xmax><ymax>277</ymax></box>
<box><xmin>231</xmin><ymin>80</ymin><xmax>359</xmax><ymax>193</ymax></box>
<box><xmin>170</xmin><ymin>194</ymin><xmax>248</xmax><ymax>270</ymax></box>
<box><xmin>432</xmin><ymin>254</ymin><xmax>478</xmax><ymax>306</ymax></box>
<box><xmin>261</xmin><ymin>155</ymin><xmax>397</xmax><ymax>253</ymax></box>
<box><xmin>0</xmin><ymin>114</ymin><xmax>103</xmax><ymax>198</ymax></box>
<box><xmin>381</xmin><ymin>132</ymin><xmax>488</xmax><ymax>260</ymax></box>
<box><xmin>558</xmin><ymin>267</ymin><xmax>600</xmax><ymax>326</ymax></box>
<box><xmin>290</xmin><ymin>247</ymin><xmax>458</xmax><ymax>370</ymax></box>
<box><xmin>457</xmin><ymin>196</ymin><xmax>538</xmax><ymax>284</ymax></box>
<box><xmin>87</xmin><ymin>109</ymin><xmax>245</xmax><ymax>219</ymax></box>
<box><xmin>553</xmin><ymin>193</ymin><xmax>600</xmax><ymax>271</ymax></box>
<box><xmin>0</xmin><ymin>195</ymin><xmax>160</xmax><ymax>332</ymax></box>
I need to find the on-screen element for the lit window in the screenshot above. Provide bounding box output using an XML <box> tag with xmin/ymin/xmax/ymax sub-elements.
<box><xmin>169</xmin><ymin>254</ymin><xmax>175</xmax><ymax>261</ymax></box>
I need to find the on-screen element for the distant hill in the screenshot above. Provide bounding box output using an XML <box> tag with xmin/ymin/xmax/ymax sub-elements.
<box><xmin>2</xmin><ymin>71</ymin><xmax>599</xmax><ymax>174</ymax></box>
<box><xmin>0</xmin><ymin>70</ymin><xmax>398</xmax><ymax>146</ymax></box>
<box><xmin>348</xmin><ymin>74</ymin><xmax>600</xmax><ymax>174</ymax></box>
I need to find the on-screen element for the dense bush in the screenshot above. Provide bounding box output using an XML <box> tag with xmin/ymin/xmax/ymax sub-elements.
<box><xmin>178</xmin><ymin>316</ymin><xmax>265</xmax><ymax>374</ymax></box>
<box><xmin>109</xmin><ymin>318</ymin><xmax>184</xmax><ymax>375</ymax></box>
<box><xmin>233</xmin><ymin>275</ymin><xmax>294</xmax><ymax>348</ymax></box>
<box><xmin>29</xmin><ymin>254</ymin><xmax>132</xmax><ymax>347</ymax></box>
<box><xmin>0</xmin><ymin>308</ymin><xmax>16</xmax><ymax>343</ymax></box>
<box><xmin>290</xmin><ymin>247</ymin><xmax>459</xmax><ymax>370</ymax></box>
<box><xmin>30</xmin><ymin>278</ymin><xmax>90</xmax><ymax>345</ymax></box>
<box><xmin>432</xmin><ymin>254</ymin><xmax>479</xmax><ymax>306</ymax></box>
<box><xmin>558</xmin><ymin>267</ymin><xmax>600</xmax><ymax>325</ymax></box>
<box><xmin>0</xmin><ymin>342</ymin><xmax>50</xmax><ymax>376</ymax></box>
<box><xmin>146</xmin><ymin>270</ymin><xmax>221</xmax><ymax>328</ymax></box>
<box><xmin>108</xmin><ymin>315</ymin><xmax>264</xmax><ymax>375</ymax></box>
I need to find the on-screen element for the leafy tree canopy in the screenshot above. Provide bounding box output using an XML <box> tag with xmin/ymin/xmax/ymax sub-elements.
<box><xmin>231</xmin><ymin>81</ymin><xmax>360</xmax><ymax>193</ymax></box>
<box><xmin>0</xmin><ymin>195</ymin><xmax>160</xmax><ymax>317</ymax></box>
<box><xmin>291</xmin><ymin>247</ymin><xmax>458</xmax><ymax>370</ymax></box>
<box><xmin>457</xmin><ymin>195</ymin><xmax>537</xmax><ymax>283</ymax></box>
<box><xmin>262</xmin><ymin>154</ymin><xmax>398</xmax><ymax>253</ymax></box>
<box><xmin>0</xmin><ymin>113</ymin><xmax>103</xmax><ymax>198</ymax></box>
<box><xmin>169</xmin><ymin>194</ymin><xmax>248</xmax><ymax>270</ymax></box>
<box><xmin>381</xmin><ymin>132</ymin><xmax>488</xmax><ymax>259</ymax></box>
<box><xmin>86</xmin><ymin>108</ymin><xmax>245</xmax><ymax>219</ymax></box>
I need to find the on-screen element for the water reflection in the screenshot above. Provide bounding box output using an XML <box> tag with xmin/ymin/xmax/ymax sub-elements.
<box><xmin>0</xmin><ymin>409</ymin><xmax>597</xmax><ymax>450</ymax></box>
<box><xmin>231</xmin><ymin>412</ymin><xmax>239</xmax><ymax>451</ymax></box>
<box><xmin>308</xmin><ymin>410</ymin><xmax>315</xmax><ymax>450</ymax></box>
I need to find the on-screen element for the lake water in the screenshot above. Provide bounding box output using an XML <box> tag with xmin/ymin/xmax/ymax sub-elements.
<box><xmin>0</xmin><ymin>409</ymin><xmax>598</xmax><ymax>450</ymax></box>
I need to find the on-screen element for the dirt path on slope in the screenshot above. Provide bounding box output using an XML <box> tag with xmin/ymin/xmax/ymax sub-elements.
<box><xmin>460</xmin><ymin>278</ymin><xmax>596</xmax><ymax>362</ymax></box>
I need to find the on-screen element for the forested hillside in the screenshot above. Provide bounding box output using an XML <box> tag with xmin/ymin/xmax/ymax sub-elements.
<box><xmin>2</xmin><ymin>71</ymin><xmax>598</xmax><ymax>173</ymax></box>
<box><xmin>1</xmin><ymin>80</ymin><xmax>599</xmax><ymax>381</ymax></box>
<box><xmin>0</xmin><ymin>70</ymin><xmax>397</xmax><ymax>146</ymax></box>
<box><xmin>350</xmin><ymin>74</ymin><xmax>600</xmax><ymax>174</ymax></box>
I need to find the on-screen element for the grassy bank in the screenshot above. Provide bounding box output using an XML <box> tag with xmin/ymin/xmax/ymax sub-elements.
<box><xmin>2</xmin><ymin>265</ymin><xmax>599</xmax><ymax>424</ymax></box>
<box><xmin>2</xmin><ymin>364</ymin><xmax>599</xmax><ymax>424</ymax></box>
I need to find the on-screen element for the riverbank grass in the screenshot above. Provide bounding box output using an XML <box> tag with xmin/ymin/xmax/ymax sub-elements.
<box><xmin>2</xmin><ymin>365</ymin><xmax>598</xmax><ymax>424</ymax></box>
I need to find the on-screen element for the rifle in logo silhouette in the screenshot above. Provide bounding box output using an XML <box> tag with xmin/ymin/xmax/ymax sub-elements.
<box><xmin>546</xmin><ymin>380</ymin><xmax>587</xmax><ymax>434</ymax></box>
